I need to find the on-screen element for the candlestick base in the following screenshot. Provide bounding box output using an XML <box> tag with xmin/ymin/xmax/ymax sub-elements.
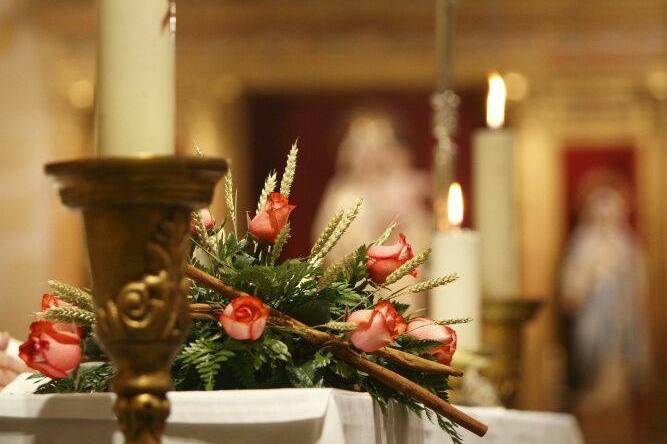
<box><xmin>481</xmin><ymin>298</ymin><xmax>542</xmax><ymax>408</ymax></box>
<box><xmin>45</xmin><ymin>157</ymin><xmax>228</xmax><ymax>444</ymax></box>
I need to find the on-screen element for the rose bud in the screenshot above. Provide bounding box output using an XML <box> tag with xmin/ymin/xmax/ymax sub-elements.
<box><xmin>366</xmin><ymin>233</ymin><xmax>416</xmax><ymax>284</ymax></box>
<box><xmin>41</xmin><ymin>293</ymin><xmax>86</xmax><ymax>337</ymax></box>
<box><xmin>190</xmin><ymin>209</ymin><xmax>215</xmax><ymax>235</ymax></box>
<box><xmin>405</xmin><ymin>317</ymin><xmax>457</xmax><ymax>366</ymax></box>
<box><xmin>41</xmin><ymin>293</ymin><xmax>65</xmax><ymax>311</ymax></box>
<box><xmin>248</xmin><ymin>192</ymin><xmax>296</xmax><ymax>243</ymax></box>
<box><xmin>348</xmin><ymin>301</ymin><xmax>407</xmax><ymax>353</ymax></box>
<box><xmin>219</xmin><ymin>296</ymin><xmax>269</xmax><ymax>341</ymax></box>
<box><xmin>19</xmin><ymin>321</ymin><xmax>82</xmax><ymax>379</ymax></box>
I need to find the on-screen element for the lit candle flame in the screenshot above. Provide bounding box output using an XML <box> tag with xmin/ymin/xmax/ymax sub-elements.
<box><xmin>486</xmin><ymin>72</ymin><xmax>506</xmax><ymax>129</ymax></box>
<box><xmin>447</xmin><ymin>182</ymin><xmax>464</xmax><ymax>228</ymax></box>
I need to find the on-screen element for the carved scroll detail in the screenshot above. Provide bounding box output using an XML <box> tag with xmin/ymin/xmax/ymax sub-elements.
<box><xmin>96</xmin><ymin>211</ymin><xmax>191</xmax><ymax>344</ymax></box>
<box><xmin>94</xmin><ymin>210</ymin><xmax>192</xmax><ymax>444</ymax></box>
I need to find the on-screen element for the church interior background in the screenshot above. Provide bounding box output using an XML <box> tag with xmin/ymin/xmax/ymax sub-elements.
<box><xmin>0</xmin><ymin>1</ymin><xmax>666</xmax><ymax>443</ymax></box>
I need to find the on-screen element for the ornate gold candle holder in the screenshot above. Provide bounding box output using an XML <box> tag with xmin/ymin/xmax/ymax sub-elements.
<box><xmin>482</xmin><ymin>298</ymin><xmax>542</xmax><ymax>407</ymax></box>
<box><xmin>46</xmin><ymin>157</ymin><xmax>227</xmax><ymax>444</ymax></box>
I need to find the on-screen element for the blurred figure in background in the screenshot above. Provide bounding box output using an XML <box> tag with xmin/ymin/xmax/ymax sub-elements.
<box><xmin>312</xmin><ymin>111</ymin><xmax>432</xmax><ymax>309</ymax></box>
<box><xmin>0</xmin><ymin>332</ymin><xmax>28</xmax><ymax>390</ymax></box>
<box><xmin>560</xmin><ymin>173</ymin><xmax>651</xmax><ymax>437</ymax></box>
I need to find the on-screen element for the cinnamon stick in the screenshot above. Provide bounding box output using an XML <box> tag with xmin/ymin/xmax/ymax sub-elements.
<box><xmin>185</xmin><ymin>265</ymin><xmax>487</xmax><ymax>437</ymax></box>
<box><xmin>187</xmin><ymin>266</ymin><xmax>461</xmax><ymax>377</ymax></box>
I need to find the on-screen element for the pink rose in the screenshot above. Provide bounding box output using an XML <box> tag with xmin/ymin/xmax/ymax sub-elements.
<box><xmin>348</xmin><ymin>301</ymin><xmax>407</xmax><ymax>353</ymax></box>
<box><xmin>406</xmin><ymin>317</ymin><xmax>457</xmax><ymax>365</ymax></box>
<box><xmin>248</xmin><ymin>192</ymin><xmax>296</xmax><ymax>243</ymax></box>
<box><xmin>219</xmin><ymin>296</ymin><xmax>269</xmax><ymax>341</ymax></box>
<box><xmin>366</xmin><ymin>234</ymin><xmax>416</xmax><ymax>284</ymax></box>
<box><xmin>19</xmin><ymin>321</ymin><xmax>82</xmax><ymax>379</ymax></box>
<box><xmin>191</xmin><ymin>209</ymin><xmax>215</xmax><ymax>235</ymax></box>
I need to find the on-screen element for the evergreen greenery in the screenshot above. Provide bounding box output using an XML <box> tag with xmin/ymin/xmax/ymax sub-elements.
<box><xmin>33</xmin><ymin>146</ymin><xmax>466</xmax><ymax>443</ymax></box>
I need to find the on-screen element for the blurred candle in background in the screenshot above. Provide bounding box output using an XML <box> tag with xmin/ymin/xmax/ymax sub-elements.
<box><xmin>96</xmin><ymin>0</ymin><xmax>175</xmax><ymax>156</ymax></box>
<box><xmin>430</xmin><ymin>183</ymin><xmax>481</xmax><ymax>351</ymax></box>
<box><xmin>473</xmin><ymin>73</ymin><xmax>520</xmax><ymax>299</ymax></box>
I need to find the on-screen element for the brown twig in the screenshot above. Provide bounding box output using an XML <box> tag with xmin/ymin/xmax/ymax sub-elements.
<box><xmin>185</xmin><ymin>264</ymin><xmax>487</xmax><ymax>437</ymax></box>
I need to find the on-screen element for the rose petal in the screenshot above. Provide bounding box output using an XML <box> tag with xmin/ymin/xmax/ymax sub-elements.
<box><xmin>367</xmin><ymin>243</ymin><xmax>404</xmax><ymax>260</ymax></box>
<box><xmin>221</xmin><ymin>316</ymin><xmax>252</xmax><ymax>340</ymax></box>
<box><xmin>367</xmin><ymin>258</ymin><xmax>403</xmax><ymax>284</ymax></box>
<box><xmin>248</xmin><ymin>193</ymin><xmax>295</xmax><ymax>243</ymax></box>
<box><xmin>347</xmin><ymin>310</ymin><xmax>373</xmax><ymax>325</ymax></box>
<box><xmin>249</xmin><ymin>317</ymin><xmax>267</xmax><ymax>341</ymax></box>
<box><xmin>19</xmin><ymin>321</ymin><xmax>81</xmax><ymax>379</ymax></box>
<box><xmin>350</xmin><ymin>311</ymin><xmax>393</xmax><ymax>353</ymax></box>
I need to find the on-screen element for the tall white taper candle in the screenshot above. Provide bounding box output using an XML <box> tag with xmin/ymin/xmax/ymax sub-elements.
<box><xmin>473</xmin><ymin>74</ymin><xmax>520</xmax><ymax>298</ymax></box>
<box><xmin>97</xmin><ymin>0</ymin><xmax>175</xmax><ymax>156</ymax></box>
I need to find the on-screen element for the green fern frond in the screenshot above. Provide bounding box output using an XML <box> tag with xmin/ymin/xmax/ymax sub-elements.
<box><xmin>47</xmin><ymin>280</ymin><xmax>94</xmax><ymax>312</ymax></box>
<box><xmin>384</xmin><ymin>248</ymin><xmax>432</xmax><ymax>286</ymax></box>
<box><xmin>256</xmin><ymin>171</ymin><xmax>278</xmax><ymax>215</ymax></box>
<box><xmin>279</xmin><ymin>141</ymin><xmax>298</xmax><ymax>198</ymax></box>
<box><xmin>178</xmin><ymin>336</ymin><xmax>235</xmax><ymax>391</ymax></box>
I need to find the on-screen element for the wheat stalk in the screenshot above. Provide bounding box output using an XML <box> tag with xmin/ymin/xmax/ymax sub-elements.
<box><xmin>384</xmin><ymin>248</ymin><xmax>432</xmax><ymax>286</ymax></box>
<box><xmin>256</xmin><ymin>171</ymin><xmax>277</xmax><ymax>215</ymax></box>
<box><xmin>373</xmin><ymin>221</ymin><xmax>398</xmax><ymax>246</ymax></box>
<box><xmin>279</xmin><ymin>141</ymin><xmax>298</xmax><ymax>198</ymax></box>
<box><xmin>269</xmin><ymin>223</ymin><xmax>291</xmax><ymax>264</ymax></box>
<box><xmin>406</xmin><ymin>273</ymin><xmax>459</xmax><ymax>293</ymax></box>
<box><xmin>224</xmin><ymin>171</ymin><xmax>237</xmax><ymax>236</ymax></box>
<box><xmin>318</xmin><ymin>321</ymin><xmax>358</xmax><ymax>332</ymax></box>
<box><xmin>437</xmin><ymin>317</ymin><xmax>473</xmax><ymax>326</ymax></box>
<box><xmin>317</xmin><ymin>249</ymin><xmax>357</xmax><ymax>290</ymax></box>
<box><xmin>39</xmin><ymin>306</ymin><xmax>95</xmax><ymax>326</ymax></box>
<box><xmin>47</xmin><ymin>280</ymin><xmax>94</xmax><ymax>312</ymax></box>
<box><xmin>310</xmin><ymin>209</ymin><xmax>344</xmax><ymax>259</ymax></box>
<box><xmin>309</xmin><ymin>199</ymin><xmax>362</xmax><ymax>265</ymax></box>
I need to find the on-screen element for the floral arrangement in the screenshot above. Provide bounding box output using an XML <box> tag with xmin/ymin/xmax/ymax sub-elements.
<box><xmin>19</xmin><ymin>143</ymin><xmax>485</xmax><ymax>442</ymax></box>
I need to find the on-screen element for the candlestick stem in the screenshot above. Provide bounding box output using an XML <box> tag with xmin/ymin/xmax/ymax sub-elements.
<box><xmin>46</xmin><ymin>157</ymin><xmax>228</xmax><ymax>444</ymax></box>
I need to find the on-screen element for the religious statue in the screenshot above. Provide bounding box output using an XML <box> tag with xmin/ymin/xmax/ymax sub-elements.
<box><xmin>312</xmin><ymin>111</ymin><xmax>432</xmax><ymax>309</ymax></box>
<box><xmin>560</xmin><ymin>176</ymin><xmax>651</xmax><ymax>413</ymax></box>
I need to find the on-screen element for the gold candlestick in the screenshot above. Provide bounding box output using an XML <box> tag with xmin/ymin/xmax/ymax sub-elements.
<box><xmin>46</xmin><ymin>157</ymin><xmax>227</xmax><ymax>444</ymax></box>
<box><xmin>482</xmin><ymin>298</ymin><xmax>542</xmax><ymax>407</ymax></box>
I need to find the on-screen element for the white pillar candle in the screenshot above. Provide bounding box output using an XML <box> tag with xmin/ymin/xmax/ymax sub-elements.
<box><xmin>430</xmin><ymin>231</ymin><xmax>481</xmax><ymax>351</ymax></box>
<box><xmin>429</xmin><ymin>183</ymin><xmax>482</xmax><ymax>351</ymax></box>
<box><xmin>473</xmin><ymin>73</ymin><xmax>520</xmax><ymax>299</ymax></box>
<box><xmin>96</xmin><ymin>0</ymin><xmax>175</xmax><ymax>156</ymax></box>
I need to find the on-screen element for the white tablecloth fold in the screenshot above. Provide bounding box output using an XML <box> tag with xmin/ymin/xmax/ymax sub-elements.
<box><xmin>0</xmin><ymin>388</ymin><xmax>583</xmax><ymax>444</ymax></box>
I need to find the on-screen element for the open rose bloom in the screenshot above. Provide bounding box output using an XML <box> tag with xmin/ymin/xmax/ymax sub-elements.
<box><xmin>220</xmin><ymin>296</ymin><xmax>270</xmax><ymax>341</ymax></box>
<box><xmin>366</xmin><ymin>233</ymin><xmax>416</xmax><ymax>284</ymax></box>
<box><xmin>19</xmin><ymin>321</ymin><xmax>82</xmax><ymax>379</ymax></box>
<box><xmin>248</xmin><ymin>192</ymin><xmax>296</xmax><ymax>243</ymax></box>
<box><xmin>348</xmin><ymin>301</ymin><xmax>407</xmax><ymax>353</ymax></box>
<box><xmin>406</xmin><ymin>317</ymin><xmax>457</xmax><ymax>366</ymax></box>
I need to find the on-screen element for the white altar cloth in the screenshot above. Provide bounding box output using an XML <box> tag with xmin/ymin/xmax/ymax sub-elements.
<box><xmin>0</xmin><ymin>388</ymin><xmax>583</xmax><ymax>444</ymax></box>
